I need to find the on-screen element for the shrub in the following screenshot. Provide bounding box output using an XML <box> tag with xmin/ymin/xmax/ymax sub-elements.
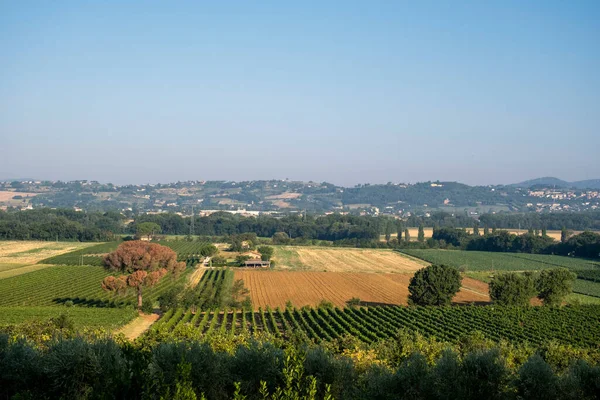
<box><xmin>142</xmin><ymin>300</ymin><xmax>155</xmax><ymax>314</ymax></box>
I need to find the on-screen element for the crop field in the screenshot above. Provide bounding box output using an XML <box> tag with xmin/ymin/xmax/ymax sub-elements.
<box><xmin>148</xmin><ymin>304</ymin><xmax>600</xmax><ymax>347</ymax></box>
<box><xmin>273</xmin><ymin>246</ymin><xmax>427</xmax><ymax>273</ymax></box>
<box><xmin>573</xmin><ymin>280</ymin><xmax>600</xmax><ymax>298</ymax></box>
<box><xmin>0</xmin><ymin>265</ymin><xmax>191</xmax><ymax>307</ymax></box>
<box><xmin>0</xmin><ymin>240</ymin><xmax>96</xmax><ymax>264</ymax></box>
<box><xmin>400</xmin><ymin>249</ymin><xmax>600</xmax><ymax>272</ymax></box>
<box><xmin>0</xmin><ymin>306</ymin><xmax>137</xmax><ymax>329</ymax></box>
<box><xmin>234</xmin><ymin>270</ymin><xmax>489</xmax><ymax>309</ymax></box>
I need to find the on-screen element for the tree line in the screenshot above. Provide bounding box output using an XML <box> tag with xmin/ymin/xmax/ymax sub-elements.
<box><xmin>432</xmin><ymin>228</ymin><xmax>600</xmax><ymax>259</ymax></box>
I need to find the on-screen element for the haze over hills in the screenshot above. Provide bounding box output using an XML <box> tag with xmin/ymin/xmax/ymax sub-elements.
<box><xmin>2</xmin><ymin>177</ymin><xmax>600</xmax><ymax>215</ymax></box>
<box><xmin>511</xmin><ymin>177</ymin><xmax>600</xmax><ymax>190</ymax></box>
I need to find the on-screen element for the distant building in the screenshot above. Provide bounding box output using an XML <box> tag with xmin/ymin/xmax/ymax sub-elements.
<box><xmin>243</xmin><ymin>260</ymin><xmax>270</xmax><ymax>268</ymax></box>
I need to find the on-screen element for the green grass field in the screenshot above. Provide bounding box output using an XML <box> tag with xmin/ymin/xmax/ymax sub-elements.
<box><xmin>400</xmin><ymin>249</ymin><xmax>600</xmax><ymax>272</ymax></box>
<box><xmin>0</xmin><ymin>306</ymin><xmax>137</xmax><ymax>329</ymax></box>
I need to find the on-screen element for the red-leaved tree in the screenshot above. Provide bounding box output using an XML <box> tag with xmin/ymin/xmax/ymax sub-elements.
<box><xmin>102</xmin><ymin>241</ymin><xmax>186</xmax><ymax>310</ymax></box>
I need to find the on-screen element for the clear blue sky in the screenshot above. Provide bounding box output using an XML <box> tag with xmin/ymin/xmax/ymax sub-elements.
<box><xmin>1</xmin><ymin>1</ymin><xmax>598</xmax><ymax>186</ymax></box>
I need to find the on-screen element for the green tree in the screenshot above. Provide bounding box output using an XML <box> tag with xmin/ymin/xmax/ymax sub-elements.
<box><xmin>418</xmin><ymin>225</ymin><xmax>425</xmax><ymax>243</ymax></box>
<box><xmin>272</xmin><ymin>232</ymin><xmax>291</xmax><ymax>245</ymax></box>
<box><xmin>408</xmin><ymin>264</ymin><xmax>462</xmax><ymax>306</ymax></box>
<box><xmin>257</xmin><ymin>245</ymin><xmax>274</xmax><ymax>261</ymax></box>
<box><xmin>484</xmin><ymin>225</ymin><xmax>490</xmax><ymax>236</ymax></box>
<box><xmin>489</xmin><ymin>272</ymin><xmax>536</xmax><ymax>306</ymax></box>
<box><xmin>473</xmin><ymin>223</ymin><xmax>480</xmax><ymax>236</ymax></box>
<box><xmin>405</xmin><ymin>228</ymin><xmax>411</xmax><ymax>242</ymax></box>
<box><xmin>396</xmin><ymin>221</ymin><xmax>403</xmax><ymax>242</ymax></box>
<box><xmin>535</xmin><ymin>268</ymin><xmax>576</xmax><ymax>307</ymax></box>
<box><xmin>385</xmin><ymin>221</ymin><xmax>393</xmax><ymax>242</ymax></box>
<box><xmin>136</xmin><ymin>222</ymin><xmax>162</xmax><ymax>240</ymax></box>
<box><xmin>542</xmin><ymin>227</ymin><xmax>547</xmax><ymax>237</ymax></box>
<box><xmin>560</xmin><ymin>227</ymin><xmax>569</xmax><ymax>243</ymax></box>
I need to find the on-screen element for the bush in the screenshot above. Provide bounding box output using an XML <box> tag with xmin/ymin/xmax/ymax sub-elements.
<box><xmin>346</xmin><ymin>297</ymin><xmax>361</xmax><ymax>308</ymax></box>
<box><xmin>408</xmin><ymin>264</ymin><xmax>462</xmax><ymax>306</ymax></box>
<box><xmin>516</xmin><ymin>354</ymin><xmax>559</xmax><ymax>400</ymax></box>
<box><xmin>141</xmin><ymin>300</ymin><xmax>155</xmax><ymax>314</ymax></box>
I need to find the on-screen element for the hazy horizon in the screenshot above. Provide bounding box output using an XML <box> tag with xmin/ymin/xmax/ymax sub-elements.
<box><xmin>1</xmin><ymin>2</ymin><xmax>599</xmax><ymax>186</ymax></box>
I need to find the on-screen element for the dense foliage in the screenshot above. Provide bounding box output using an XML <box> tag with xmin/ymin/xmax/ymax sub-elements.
<box><xmin>3</xmin><ymin>319</ymin><xmax>600</xmax><ymax>400</ymax></box>
<box><xmin>0</xmin><ymin>208</ymin><xmax>123</xmax><ymax>241</ymax></box>
<box><xmin>489</xmin><ymin>273</ymin><xmax>536</xmax><ymax>306</ymax></box>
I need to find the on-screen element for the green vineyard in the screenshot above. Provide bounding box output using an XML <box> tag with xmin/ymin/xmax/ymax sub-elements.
<box><xmin>0</xmin><ymin>265</ymin><xmax>191</xmax><ymax>307</ymax></box>
<box><xmin>147</xmin><ymin>304</ymin><xmax>600</xmax><ymax>347</ymax></box>
<box><xmin>0</xmin><ymin>306</ymin><xmax>137</xmax><ymax>329</ymax></box>
<box><xmin>38</xmin><ymin>242</ymin><xmax>121</xmax><ymax>266</ymax></box>
<box><xmin>400</xmin><ymin>249</ymin><xmax>600</xmax><ymax>272</ymax></box>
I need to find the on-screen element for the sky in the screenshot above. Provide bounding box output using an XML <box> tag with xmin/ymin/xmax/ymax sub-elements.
<box><xmin>1</xmin><ymin>1</ymin><xmax>599</xmax><ymax>186</ymax></box>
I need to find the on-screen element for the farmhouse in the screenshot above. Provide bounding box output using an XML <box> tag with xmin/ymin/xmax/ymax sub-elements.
<box><xmin>243</xmin><ymin>260</ymin><xmax>271</xmax><ymax>268</ymax></box>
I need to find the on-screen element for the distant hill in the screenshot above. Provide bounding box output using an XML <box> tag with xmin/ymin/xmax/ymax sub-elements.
<box><xmin>572</xmin><ymin>179</ymin><xmax>600</xmax><ymax>189</ymax></box>
<box><xmin>512</xmin><ymin>177</ymin><xmax>600</xmax><ymax>190</ymax></box>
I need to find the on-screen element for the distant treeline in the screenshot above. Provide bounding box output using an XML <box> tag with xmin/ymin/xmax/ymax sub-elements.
<box><xmin>1</xmin><ymin>208</ymin><xmax>600</xmax><ymax>245</ymax></box>
<box><xmin>406</xmin><ymin>210</ymin><xmax>600</xmax><ymax>231</ymax></box>
<box><xmin>0</xmin><ymin>209</ymin><xmax>122</xmax><ymax>241</ymax></box>
<box><xmin>432</xmin><ymin>228</ymin><xmax>600</xmax><ymax>259</ymax></box>
<box><xmin>134</xmin><ymin>212</ymin><xmax>382</xmax><ymax>241</ymax></box>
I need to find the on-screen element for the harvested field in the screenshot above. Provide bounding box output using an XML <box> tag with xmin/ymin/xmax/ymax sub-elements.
<box><xmin>265</xmin><ymin>192</ymin><xmax>301</xmax><ymax>200</ymax></box>
<box><xmin>235</xmin><ymin>270</ymin><xmax>490</xmax><ymax>309</ymax></box>
<box><xmin>273</xmin><ymin>246</ymin><xmax>428</xmax><ymax>273</ymax></box>
<box><xmin>0</xmin><ymin>241</ymin><xmax>96</xmax><ymax>264</ymax></box>
<box><xmin>0</xmin><ymin>191</ymin><xmax>38</xmax><ymax>201</ymax></box>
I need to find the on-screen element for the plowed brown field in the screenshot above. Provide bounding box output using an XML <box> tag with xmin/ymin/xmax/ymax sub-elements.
<box><xmin>235</xmin><ymin>270</ymin><xmax>490</xmax><ymax>309</ymax></box>
<box><xmin>273</xmin><ymin>246</ymin><xmax>427</xmax><ymax>273</ymax></box>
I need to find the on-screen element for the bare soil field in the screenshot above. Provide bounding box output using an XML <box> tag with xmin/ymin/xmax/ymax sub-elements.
<box><xmin>0</xmin><ymin>241</ymin><xmax>95</xmax><ymax>264</ymax></box>
<box><xmin>235</xmin><ymin>270</ymin><xmax>490</xmax><ymax>309</ymax></box>
<box><xmin>265</xmin><ymin>192</ymin><xmax>301</xmax><ymax>200</ymax></box>
<box><xmin>0</xmin><ymin>191</ymin><xmax>39</xmax><ymax>201</ymax></box>
<box><xmin>273</xmin><ymin>246</ymin><xmax>428</xmax><ymax>273</ymax></box>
